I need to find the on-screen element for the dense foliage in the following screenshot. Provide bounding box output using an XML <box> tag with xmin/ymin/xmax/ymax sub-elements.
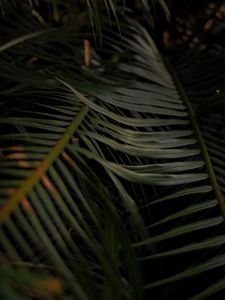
<box><xmin>0</xmin><ymin>1</ymin><xmax>225</xmax><ymax>299</ymax></box>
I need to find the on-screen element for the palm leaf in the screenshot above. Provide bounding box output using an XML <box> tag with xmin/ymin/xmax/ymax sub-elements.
<box><xmin>0</xmin><ymin>7</ymin><xmax>225</xmax><ymax>300</ymax></box>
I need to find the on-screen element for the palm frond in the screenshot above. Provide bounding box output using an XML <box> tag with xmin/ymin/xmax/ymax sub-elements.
<box><xmin>0</xmin><ymin>8</ymin><xmax>225</xmax><ymax>300</ymax></box>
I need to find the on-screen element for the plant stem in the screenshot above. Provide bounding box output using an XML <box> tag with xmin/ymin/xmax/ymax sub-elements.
<box><xmin>0</xmin><ymin>105</ymin><xmax>88</xmax><ymax>222</ymax></box>
<box><xmin>165</xmin><ymin>58</ymin><xmax>225</xmax><ymax>220</ymax></box>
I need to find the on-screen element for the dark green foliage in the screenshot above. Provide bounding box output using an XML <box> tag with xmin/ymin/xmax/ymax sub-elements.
<box><xmin>0</xmin><ymin>1</ymin><xmax>225</xmax><ymax>299</ymax></box>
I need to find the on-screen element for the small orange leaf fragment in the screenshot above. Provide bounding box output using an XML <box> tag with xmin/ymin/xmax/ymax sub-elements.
<box><xmin>9</xmin><ymin>146</ymin><xmax>24</xmax><ymax>152</ymax></box>
<box><xmin>33</xmin><ymin>161</ymin><xmax>45</xmax><ymax>177</ymax></box>
<box><xmin>36</xmin><ymin>277</ymin><xmax>63</xmax><ymax>295</ymax></box>
<box><xmin>62</xmin><ymin>151</ymin><xmax>71</xmax><ymax>161</ymax></box>
<box><xmin>84</xmin><ymin>39</ymin><xmax>91</xmax><ymax>68</ymax></box>
<box><xmin>18</xmin><ymin>160</ymin><xmax>30</xmax><ymax>168</ymax></box>
<box><xmin>4</xmin><ymin>188</ymin><xmax>16</xmax><ymax>196</ymax></box>
<box><xmin>163</xmin><ymin>31</ymin><xmax>170</xmax><ymax>48</ymax></box>
<box><xmin>21</xmin><ymin>198</ymin><xmax>34</xmax><ymax>213</ymax></box>
<box><xmin>6</xmin><ymin>153</ymin><xmax>27</xmax><ymax>160</ymax></box>
<box><xmin>42</xmin><ymin>176</ymin><xmax>55</xmax><ymax>192</ymax></box>
<box><xmin>204</xmin><ymin>19</ymin><xmax>214</xmax><ymax>32</ymax></box>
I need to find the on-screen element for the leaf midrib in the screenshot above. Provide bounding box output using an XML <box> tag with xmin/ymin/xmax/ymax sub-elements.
<box><xmin>165</xmin><ymin>58</ymin><xmax>225</xmax><ymax>220</ymax></box>
<box><xmin>0</xmin><ymin>105</ymin><xmax>88</xmax><ymax>223</ymax></box>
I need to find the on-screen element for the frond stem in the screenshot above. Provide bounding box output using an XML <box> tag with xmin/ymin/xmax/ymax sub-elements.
<box><xmin>165</xmin><ymin>58</ymin><xmax>225</xmax><ymax>220</ymax></box>
<box><xmin>0</xmin><ymin>105</ymin><xmax>88</xmax><ymax>222</ymax></box>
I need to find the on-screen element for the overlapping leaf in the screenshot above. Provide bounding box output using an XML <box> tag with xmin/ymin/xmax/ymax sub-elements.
<box><xmin>0</xmin><ymin>8</ymin><xmax>225</xmax><ymax>300</ymax></box>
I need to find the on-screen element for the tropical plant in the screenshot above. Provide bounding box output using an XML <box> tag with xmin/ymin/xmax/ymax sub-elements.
<box><xmin>0</xmin><ymin>1</ymin><xmax>225</xmax><ymax>299</ymax></box>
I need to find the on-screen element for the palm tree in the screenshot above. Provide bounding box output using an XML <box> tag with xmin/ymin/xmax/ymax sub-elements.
<box><xmin>0</xmin><ymin>1</ymin><xmax>225</xmax><ymax>299</ymax></box>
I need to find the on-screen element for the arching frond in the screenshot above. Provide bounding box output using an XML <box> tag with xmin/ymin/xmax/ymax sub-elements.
<box><xmin>0</xmin><ymin>8</ymin><xmax>225</xmax><ymax>300</ymax></box>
